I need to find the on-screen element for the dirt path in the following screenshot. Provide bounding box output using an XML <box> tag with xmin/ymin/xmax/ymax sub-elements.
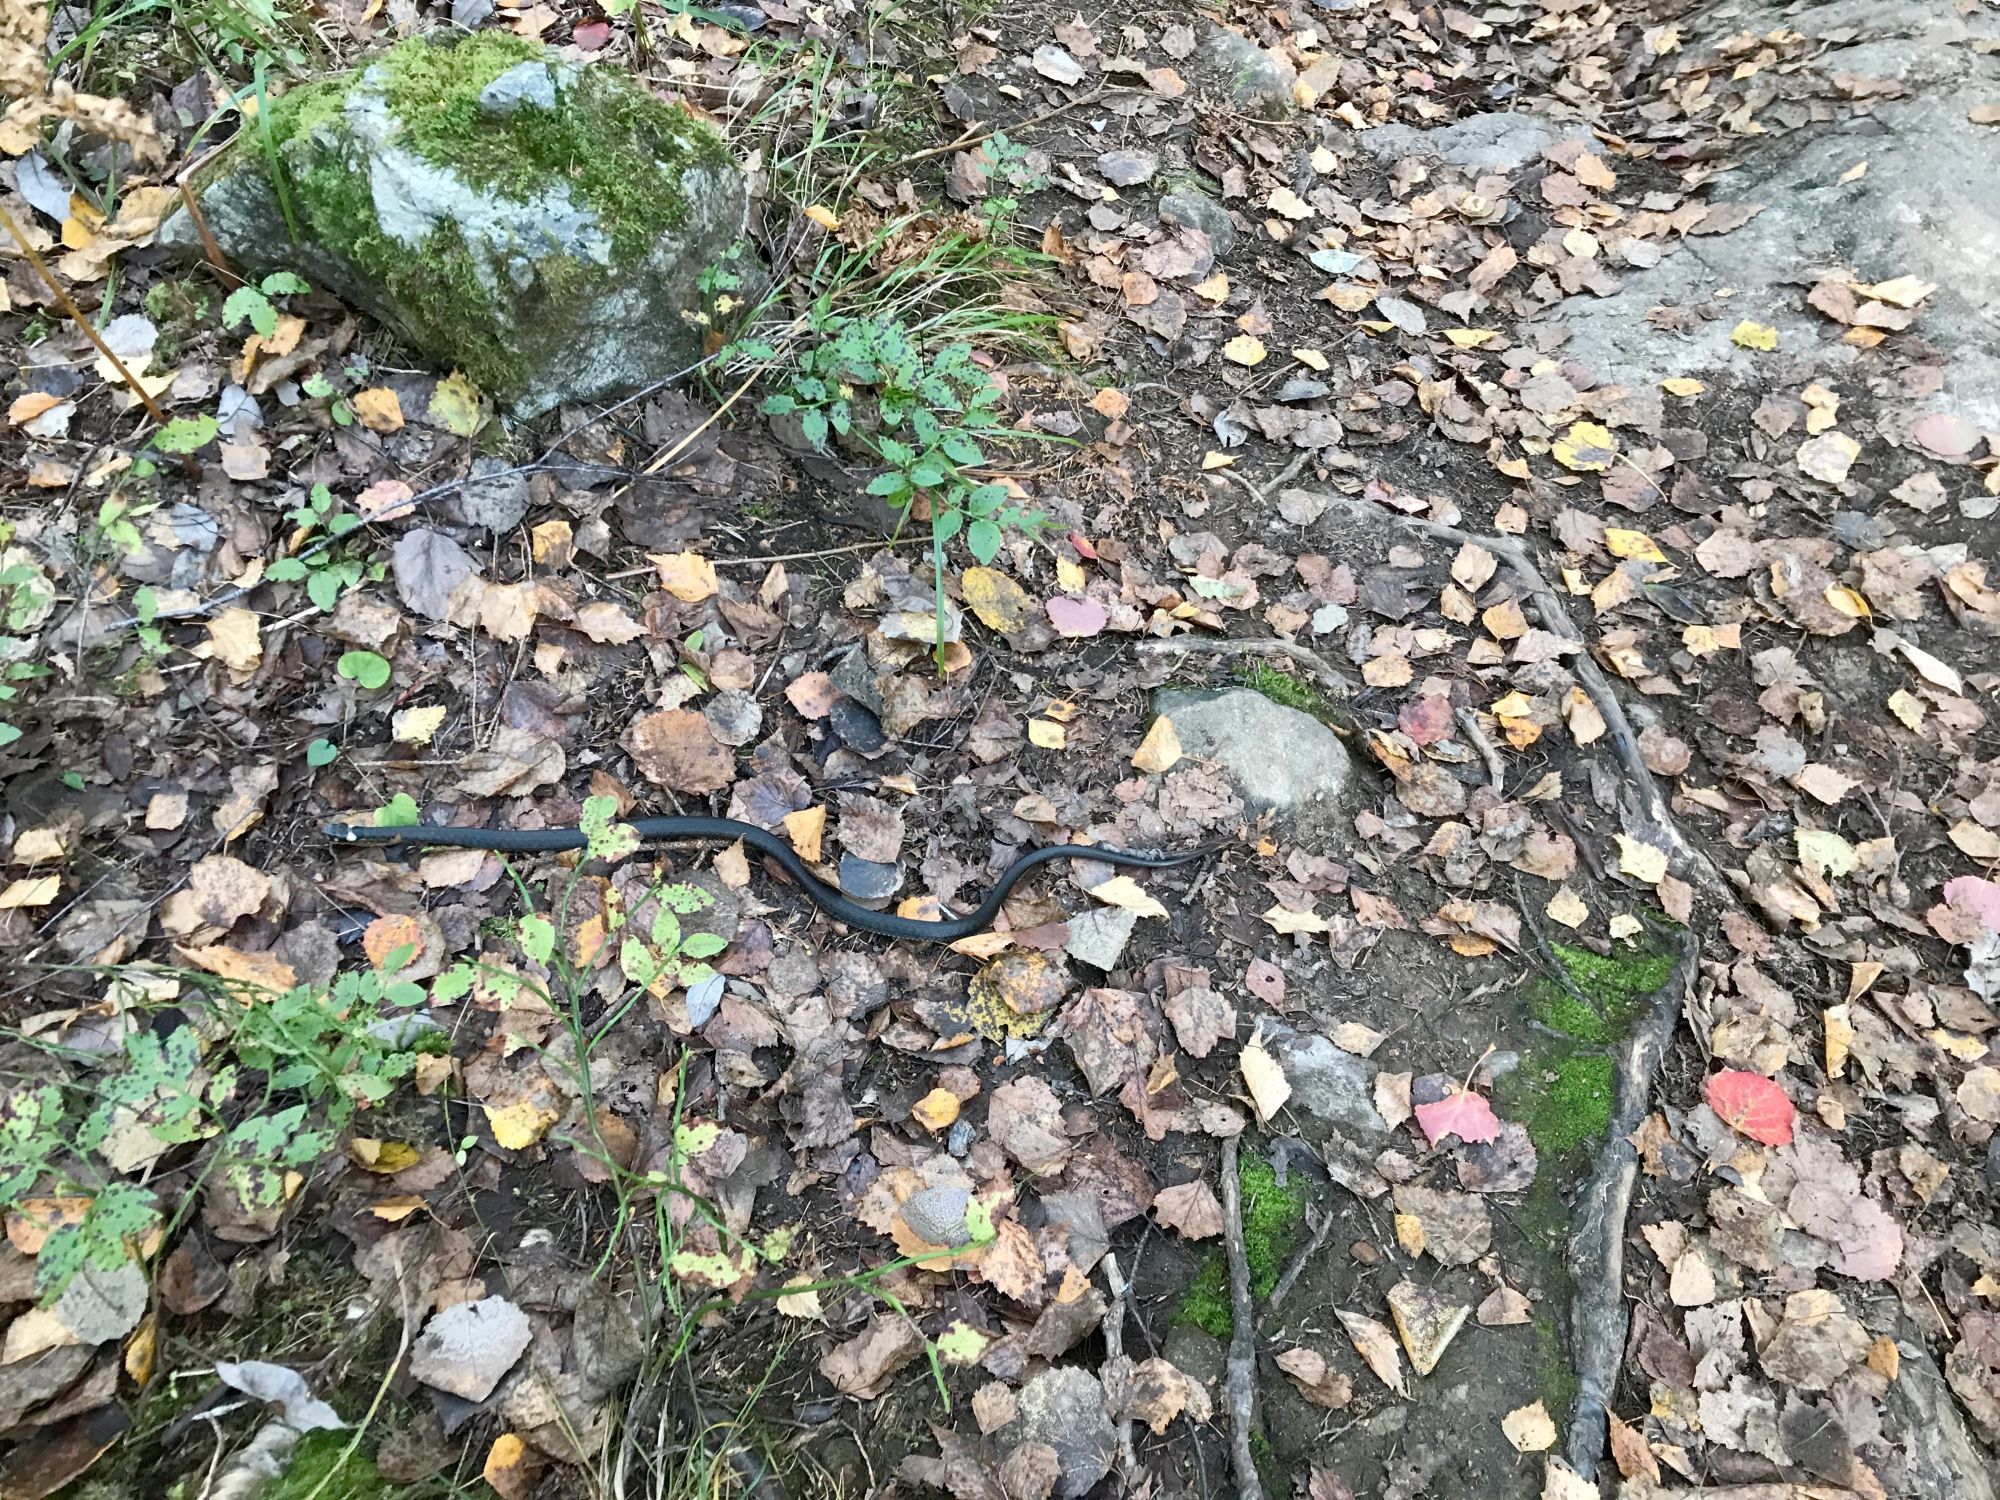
<box><xmin>2</xmin><ymin>0</ymin><xmax>1999</xmax><ymax>1496</ymax></box>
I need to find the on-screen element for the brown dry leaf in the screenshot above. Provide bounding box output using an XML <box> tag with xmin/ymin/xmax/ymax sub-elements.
<box><xmin>175</xmin><ymin>944</ymin><xmax>298</xmax><ymax>994</ymax></box>
<box><xmin>1606</xmin><ymin>1413</ymin><xmax>1658</xmax><ymax>1482</ymax></box>
<box><xmin>479</xmin><ymin>582</ymin><xmax>539</xmax><ymax>643</ymax></box>
<box><xmin>1152</xmin><ymin>1180</ymin><xmax>1223</xmax><ymax>1239</ymax></box>
<box><xmin>574</xmin><ymin>602</ymin><xmax>646</xmax><ymax>644</ymax></box>
<box><xmin>204</xmin><ymin>608</ymin><xmax>263</xmax><ymax>673</ymax></box>
<box><xmin>1275</xmin><ymin>1347</ymin><xmax>1353</xmax><ymax>1409</ymax></box>
<box><xmin>1451</xmin><ymin>541</ymin><xmax>1498</xmax><ymax>591</ymax></box>
<box><xmin>818</xmin><ymin>1312</ymin><xmax>924</xmax><ymax>1398</ymax></box>
<box><xmin>1337</xmin><ymin>1308</ymin><xmax>1407</xmax><ymax>1396</ymax></box>
<box><xmin>1240</xmin><ymin>1035</ymin><xmax>1291</xmax><ymax>1123</ymax></box>
<box><xmin>1502</xmin><ymin>1400</ymin><xmax>1558</xmax><ymax>1452</ymax></box>
<box><xmin>625</xmin><ymin>709</ymin><xmax>733</xmax><ymax>794</ymax></box>
<box><xmin>784</xmin><ymin>671</ymin><xmax>838</xmax><ymax>719</ymax></box>
<box><xmin>782</xmin><ymin>806</ymin><xmax>825</xmax><ymax>862</ymax></box>
<box><xmin>987</xmin><ymin>1076</ymin><xmax>1072</xmax><ymax>1175</ymax></box>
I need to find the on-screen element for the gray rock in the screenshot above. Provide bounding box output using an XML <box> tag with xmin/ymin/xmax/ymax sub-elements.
<box><xmin>160</xmin><ymin>36</ymin><xmax>747</xmax><ymax>416</ymax></box>
<box><xmin>900</xmin><ymin>1184</ymin><xmax>973</xmax><ymax>1247</ymax></box>
<box><xmin>1159</xmin><ymin>188</ymin><xmax>1236</xmax><ymax>255</ymax></box>
<box><xmin>1064</xmin><ymin>905</ymin><xmax>1138</xmax><ymax>970</ymax></box>
<box><xmin>1003</xmin><ymin>1366</ymin><xmax>1116</xmax><ymax>1499</ymax></box>
<box><xmin>479</xmin><ymin>60</ymin><xmax>559</xmax><ymax>117</ymax></box>
<box><xmin>1186</xmin><ymin>23</ymin><xmax>1296</xmax><ymax>116</ymax></box>
<box><xmin>453</xmin><ymin>456</ymin><xmax>530</xmax><ymax>532</ymax></box>
<box><xmin>1154</xmin><ymin>688</ymin><xmax>1352</xmax><ymax>820</ymax></box>
<box><xmin>1096</xmin><ymin>148</ymin><xmax>1159</xmax><ymax>186</ymax></box>
<box><xmin>1357</xmin><ymin>111</ymin><xmax>1589</xmax><ymax>172</ymax></box>
<box><xmin>1266</xmin><ymin>1025</ymin><xmax>1386</xmax><ymax>1136</ymax></box>
<box><xmin>1541</xmin><ymin>0</ymin><xmax>2000</xmax><ymax>426</ymax></box>
<box><xmin>409</xmin><ymin>1295</ymin><xmax>531</xmax><ymax>1402</ymax></box>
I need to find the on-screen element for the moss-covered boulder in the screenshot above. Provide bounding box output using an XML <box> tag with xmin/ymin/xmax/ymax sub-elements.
<box><xmin>161</xmin><ymin>34</ymin><xmax>745</xmax><ymax>414</ymax></box>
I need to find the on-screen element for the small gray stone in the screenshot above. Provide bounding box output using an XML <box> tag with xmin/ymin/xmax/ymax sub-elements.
<box><xmin>900</xmin><ymin>1185</ymin><xmax>972</xmax><ymax>1247</ymax></box>
<box><xmin>1357</xmin><ymin>111</ymin><xmax>1589</xmax><ymax>172</ymax></box>
<box><xmin>1158</xmin><ymin>188</ymin><xmax>1236</xmax><ymax>256</ymax></box>
<box><xmin>1002</xmin><ymin>1366</ymin><xmax>1116</xmax><ymax>1499</ymax></box>
<box><xmin>827</xmin><ymin>696</ymin><xmax>887</xmax><ymax>754</ymax></box>
<box><xmin>703</xmin><ymin>690</ymin><xmax>763</xmax><ymax>747</ymax></box>
<box><xmin>1186</xmin><ymin>23</ymin><xmax>1296</xmax><ymax>116</ymax></box>
<box><xmin>454</xmin><ymin>456</ymin><xmax>530</xmax><ymax>532</ymax></box>
<box><xmin>479</xmin><ymin>61</ymin><xmax>558</xmax><ymax>117</ymax></box>
<box><xmin>1154</xmin><ymin>688</ymin><xmax>1352</xmax><ymax>820</ymax></box>
<box><xmin>1096</xmin><ymin>148</ymin><xmax>1159</xmax><ymax>187</ymax></box>
<box><xmin>837</xmin><ymin>855</ymin><xmax>901</xmax><ymax>902</ymax></box>
<box><xmin>409</xmin><ymin>1295</ymin><xmax>531</xmax><ymax>1402</ymax></box>
<box><xmin>1064</xmin><ymin>906</ymin><xmax>1138</xmax><ymax>971</ymax></box>
<box><xmin>1266</xmin><ymin>1026</ymin><xmax>1386</xmax><ymax>1136</ymax></box>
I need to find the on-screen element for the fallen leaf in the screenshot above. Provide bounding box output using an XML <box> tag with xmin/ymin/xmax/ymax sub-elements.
<box><xmin>1731</xmin><ymin>319</ymin><xmax>1779</xmax><ymax>350</ymax></box>
<box><xmin>962</xmin><ymin>566</ymin><xmax>1032</xmax><ymax>632</ymax></box>
<box><xmin>1240</xmin><ymin>1036</ymin><xmax>1291</xmax><ymax>1123</ymax></box>
<box><xmin>1706</xmin><ymin>1069</ymin><xmax>1795</xmax><ymax>1146</ymax></box>
<box><xmin>1337</xmin><ymin>1308</ymin><xmax>1407</xmax><ymax>1396</ymax></box>
<box><xmin>352</xmin><ymin>387</ymin><xmax>404</xmax><ymax>432</ymax></box>
<box><xmin>1503</xmin><ymin>1399</ymin><xmax>1558</xmax><ymax>1452</ymax></box>
<box><xmin>650</xmin><ymin>551</ymin><xmax>719</xmax><ymax>603</ymax></box>
<box><xmin>1152</xmin><ymin>1180</ymin><xmax>1223</xmax><ymax>1239</ymax></box>
<box><xmin>1413</xmin><ymin>1088</ymin><xmax>1502</xmax><ymax>1147</ymax></box>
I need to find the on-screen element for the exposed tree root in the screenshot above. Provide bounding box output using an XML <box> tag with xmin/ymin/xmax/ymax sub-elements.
<box><xmin>1134</xmin><ymin>634</ymin><xmax>1355</xmax><ymax>701</ymax></box>
<box><xmin>1218</xmin><ymin>1134</ymin><xmax>1266</xmax><ymax>1500</ymax></box>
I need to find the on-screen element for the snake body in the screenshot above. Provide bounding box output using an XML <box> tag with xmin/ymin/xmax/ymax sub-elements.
<box><xmin>323</xmin><ymin>816</ymin><xmax>1224</xmax><ymax>943</ymax></box>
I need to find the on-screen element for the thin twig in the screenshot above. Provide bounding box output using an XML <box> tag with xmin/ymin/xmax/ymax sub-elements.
<box><xmin>1</xmin><ymin>201</ymin><xmax>171</xmax><ymax>430</ymax></box>
<box><xmin>1101</xmin><ymin>1253</ymin><xmax>1140</xmax><ymax>1479</ymax></box>
<box><xmin>898</xmin><ymin>88</ymin><xmax>1110</xmax><ymax>167</ymax></box>
<box><xmin>1219</xmin><ymin>1134</ymin><xmax>1265</xmax><ymax>1500</ymax></box>
<box><xmin>177</xmin><ymin>179</ymin><xmax>230</xmax><ymax>275</ymax></box>
<box><xmin>602</xmin><ymin>536</ymin><xmax>916</xmax><ymax>581</ymax></box>
<box><xmin>1265</xmin><ymin>1201</ymin><xmax>1338</xmax><ymax>1312</ymax></box>
<box><xmin>1213</xmin><ymin>447</ymin><xmax>1314</xmax><ymax>510</ymax></box>
<box><xmin>1134</xmin><ymin>634</ymin><xmax>1354</xmax><ymax>701</ymax></box>
<box><xmin>1455</xmin><ymin>705</ymin><xmax>1505</xmax><ymax>794</ymax></box>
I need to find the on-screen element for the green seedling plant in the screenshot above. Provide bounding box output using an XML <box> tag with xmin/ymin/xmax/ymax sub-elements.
<box><xmin>0</xmin><ymin>545</ymin><xmax>53</xmax><ymax>749</ymax></box>
<box><xmin>268</xmin><ymin>482</ymin><xmax>372</xmax><ymax>611</ymax></box>
<box><xmin>1</xmin><ymin>960</ymin><xmax>435</xmax><ymax>1301</ymax></box>
<box><xmin>761</xmin><ymin>309</ymin><xmax>1046</xmax><ymax>659</ymax></box>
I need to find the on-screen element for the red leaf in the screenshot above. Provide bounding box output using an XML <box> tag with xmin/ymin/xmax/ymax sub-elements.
<box><xmin>1413</xmin><ymin>1087</ymin><xmax>1501</xmax><ymax>1147</ymax></box>
<box><xmin>1068</xmin><ymin>531</ymin><xmax>1099</xmax><ymax>561</ymax></box>
<box><xmin>573</xmin><ymin>19</ymin><xmax>612</xmax><ymax>50</ymax></box>
<box><xmin>1398</xmin><ymin>693</ymin><xmax>1455</xmax><ymax>747</ymax></box>
<box><xmin>1705</xmin><ymin>1069</ymin><xmax>1795</xmax><ymax>1146</ymax></box>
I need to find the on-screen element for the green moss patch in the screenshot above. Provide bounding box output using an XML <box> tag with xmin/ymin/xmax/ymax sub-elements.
<box><xmin>262</xmin><ymin>1433</ymin><xmax>392</xmax><ymax>1500</ymax></box>
<box><xmin>1238</xmin><ymin>661</ymin><xmax>1336</xmax><ymax>723</ymax></box>
<box><xmin>1175</xmin><ymin>1150</ymin><xmax>1305</xmax><ymax>1338</ymax></box>
<box><xmin>1499</xmin><ymin>1045</ymin><xmax>1615</xmax><ymax>1159</ymax></box>
<box><xmin>1526</xmin><ymin>939</ymin><xmax>1676</xmax><ymax>1043</ymax></box>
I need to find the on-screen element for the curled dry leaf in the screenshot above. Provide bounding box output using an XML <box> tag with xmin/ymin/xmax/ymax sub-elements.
<box><xmin>1151</xmin><ymin>1179</ymin><xmax>1223</xmax><ymax>1239</ymax></box>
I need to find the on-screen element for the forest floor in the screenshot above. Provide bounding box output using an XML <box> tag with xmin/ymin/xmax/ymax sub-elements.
<box><xmin>2</xmin><ymin>0</ymin><xmax>1999</xmax><ymax>1497</ymax></box>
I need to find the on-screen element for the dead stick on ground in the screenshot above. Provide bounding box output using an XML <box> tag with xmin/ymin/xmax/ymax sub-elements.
<box><xmin>898</xmin><ymin>88</ymin><xmax>1109</xmax><ymax>167</ymax></box>
<box><xmin>1219</xmin><ymin>1135</ymin><xmax>1265</xmax><ymax>1500</ymax></box>
<box><xmin>1266</xmin><ymin>1202</ymin><xmax>1338</xmax><ymax>1312</ymax></box>
<box><xmin>1455</xmin><ymin>705</ymin><xmax>1505</xmax><ymax>793</ymax></box>
<box><xmin>1134</xmin><ymin>635</ymin><xmax>1355</xmax><ymax>702</ymax></box>
<box><xmin>1101</xmin><ymin>1253</ymin><xmax>1140</xmax><ymax>1478</ymax></box>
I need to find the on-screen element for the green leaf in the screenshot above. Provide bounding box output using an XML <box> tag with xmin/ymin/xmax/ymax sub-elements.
<box><xmin>650</xmin><ymin>907</ymin><xmax>682</xmax><ymax>953</ymax></box>
<box><xmin>153</xmin><ymin>415</ymin><xmax>218</xmax><ymax>453</ymax></box>
<box><xmin>259</xmin><ymin>271</ymin><xmax>310</xmax><ymax>297</ymax></box>
<box><xmin>967</xmin><ymin>519</ymin><xmax>1002</xmax><ymax>564</ymax></box>
<box><xmin>679</xmin><ymin>931</ymin><xmax>727</xmax><ymax>960</ymax></box>
<box><xmin>265</xmin><ymin>556</ymin><xmax>308</xmax><ymax>582</ymax></box>
<box><xmin>337</xmin><ymin>650</ymin><xmax>391</xmax><ymax>690</ymax></box>
<box><xmin>305</xmin><ymin>570</ymin><xmax>342</xmax><ymax>612</ymax></box>
<box><xmin>133</xmin><ymin>585</ymin><xmax>158</xmax><ymax>626</ymax></box>
<box><xmin>375</xmin><ymin>792</ymin><xmax>420</xmax><ymax>828</ymax></box>
<box><xmin>431</xmin><ymin>964</ymin><xmax>475</xmax><ymax>1003</ymax></box>
<box><xmin>305</xmin><ymin>738</ymin><xmax>338</xmax><ymax>767</ymax></box>
<box><xmin>517</xmin><ymin>915</ymin><xmax>555</xmax><ymax>965</ymax></box>
<box><xmin>222</xmin><ymin>285</ymin><xmax>277</xmax><ymax>338</ymax></box>
<box><xmin>301</xmin><ymin>374</ymin><xmax>334</xmax><ymax>398</ymax></box>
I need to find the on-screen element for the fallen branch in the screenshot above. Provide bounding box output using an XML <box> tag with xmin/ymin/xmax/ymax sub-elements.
<box><xmin>1219</xmin><ymin>1135</ymin><xmax>1266</xmax><ymax>1500</ymax></box>
<box><xmin>1265</xmin><ymin>1201</ymin><xmax>1337</xmax><ymax>1312</ymax></box>
<box><xmin>1134</xmin><ymin>635</ymin><xmax>1355</xmax><ymax>702</ymax></box>
<box><xmin>1455</xmin><ymin>705</ymin><xmax>1505</xmax><ymax>794</ymax></box>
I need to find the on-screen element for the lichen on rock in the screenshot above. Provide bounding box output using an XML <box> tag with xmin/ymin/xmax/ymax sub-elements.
<box><xmin>162</xmin><ymin>32</ymin><xmax>746</xmax><ymax>414</ymax></box>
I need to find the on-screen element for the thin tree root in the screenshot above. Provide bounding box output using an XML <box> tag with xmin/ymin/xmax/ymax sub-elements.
<box><xmin>1134</xmin><ymin>635</ymin><xmax>1355</xmax><ymax>702</ymax></box>
<box><xmin>1101</xmin><ymin>1253</ymin><xmax>1141</xmax><ymax>1479</ymax></box>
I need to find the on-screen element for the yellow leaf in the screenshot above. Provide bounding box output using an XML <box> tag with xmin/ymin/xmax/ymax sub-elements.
<box><xmin>530</xmin><ymin>518</ymin><xmax>573</xmax><ymax>563</ymax></box>
<box><xmin>347</xmin><ymin>1138</ymin><xmax>422</xmax><ymax>1173</ymax></box>
<box><xmin>1730</xmin><ymin>319</ymin><xmax>1778</xmax><ymax>350</ymax></box>
<box><xmin>1056</xmin><ymin>556</ymin><xmax>1087</xmax><ymax>593</ymax></box>
<box><xmin>0</xmin><ymin>876</ymin><xmax>59</xmax><ymax>909</ymax></box>
<box><xmin>428</xmin><ymin>371</ymin><xmax>484</xmax><ymax>437</ymax></box>
<box><xmin>776</xmin><ymin>1274</ymin><xmax>825</xmax><ymax>1320</ymax></box>
<box><xmin>1503</xmin><ymin>1400</ymin><xmax>1559</xmax><ymax>1453</ymax></box>
<box><xmin>1824</xmin><ymin>583</ymin><xmax>1870</xmax><ymax>619</ymax></box>
<box><xmin>1553</xmin><ymin>421</ymin><xmax>1617</xmax><ymax>472</ymax></box>
<box><xmin>392</xmin><ymin>704</ymin><xmax>448</xmax><ymax>745</ymax></box>
<box><xmin>1131</xmin><ymin>715</ymin><xmax>1183</xmax><ymax>774</ymax></box>
<box><xmin>1088</xmin><ymin>874</ymin><xmax>1169</xmax><ymax>919</ymax></box>
<box><xmin>484</xmin><ymin>1098</ymin><xmax>559</xmax><ymax>1150</ymax></box>
<box><xmin>782</xmin><ymin>805</ymin><xmax>825</xmax><ymax>863</ymax></box>
<box><xmin>1395</xmin><ymin>1212</ymin><xmax>1425</xmax><ymax>1258</ymax></box>
<box><xmin>1028</xmin><ymin>718</ymin><xmax>1066</xmax><ymax>749</ymax></box>
<box><xmin>1545</xmin><ymin>887</ymin><xmax>1589</xmax><ymax>928</ymax></box>
<box><xmin>1192</xmin><ymin>273</ymin><xmax>1230</xmax><ymax>302</ymax></box>
<box><xmin>1605</xmin><ymin>527</ymin><xmax>1666</xmax><ymax>563</ymax></box>
<box><xmin>1293</xmin><ymin>347</ymin><xmax>1329</xmax><ymax>371</ymax></box>
<box><xmin>962</xmin><ymin>566</ymin><xmax>1031</xmax><ymax>632</ymax></box>
<box><xmin>1240</xmin><ymin>1035</ymin><xmax>1292</xmax><ymax>1123</ymax></box>
<box><xmin>368</xmin><ymin>1194</ymin><xmax>428</xmax><ymax>1223</ymax></box>
<box><xmin>911</xmin><ymin>1088</ymin><xmax>961</xmax><ymax>1131</ymax></box>
<box><xmin>205</xmin><ymin>607</ymin><xmax>262</xmax><ymax>673</ymax></box>
<box><xmin>1267</xmin><ymin>186</ymin><xmax>1313</xmax><ymax>220</ymax></box>
<box><xmin>1201</xmin><ymin>450</ymin><xmax>1237</xmax><ymax>470</ymax></box>
<box><xmin>125</xmin><ymin>1314</ymin><xmax>156</xmax><ymax>1386</ymax></box>
<box><xmin>1222</xmin><ymin>335</ymin><xmax>1268</xmax><ymax>367</ymax></box>
<box><xmin>1838</xmin><ymin>159</ymin><xmax>1868</xmax><ymax>182</ymax></box>
<box><xmin>352</xmin><ymin>386</ymin><xmax>404</xmax><ymax>433</ymax></box>
<box><xmin>11</xmin><ymin>828</ymin><xmax>65</xmax><ymax>865</ymax></box>
<box><xmin>1660</xmin><ymin>376</ymin><xmax>1705</xmax><ymax>396</ymax></box>
<box><xmin>483</xmin><ymin>1434</ymin><xmax>535</xmax><ymax>1500</ymax></box>
<box><xmin>1614</xmin><ymin>834</ymin><xmax>1668</xmax><ymax>885</ymax></box>
<box><xmin>1886</xmin><ymin>688</ymin><xmax>1925</xmax><ymax>729</ymax></box>
<box><xmin>650</xmin><ymin>550</ymin><xmax>719</xmax><ymax>602</ymax></box>
<box><xmin>1444</xmin><ymin>328</ymin><xmax>1498</xmax><ymax>348</ymax></box>
<box><xmin>804</xmin><ymin>204</ymin><xmax>841</xmax><ymax>231</ymax></box>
